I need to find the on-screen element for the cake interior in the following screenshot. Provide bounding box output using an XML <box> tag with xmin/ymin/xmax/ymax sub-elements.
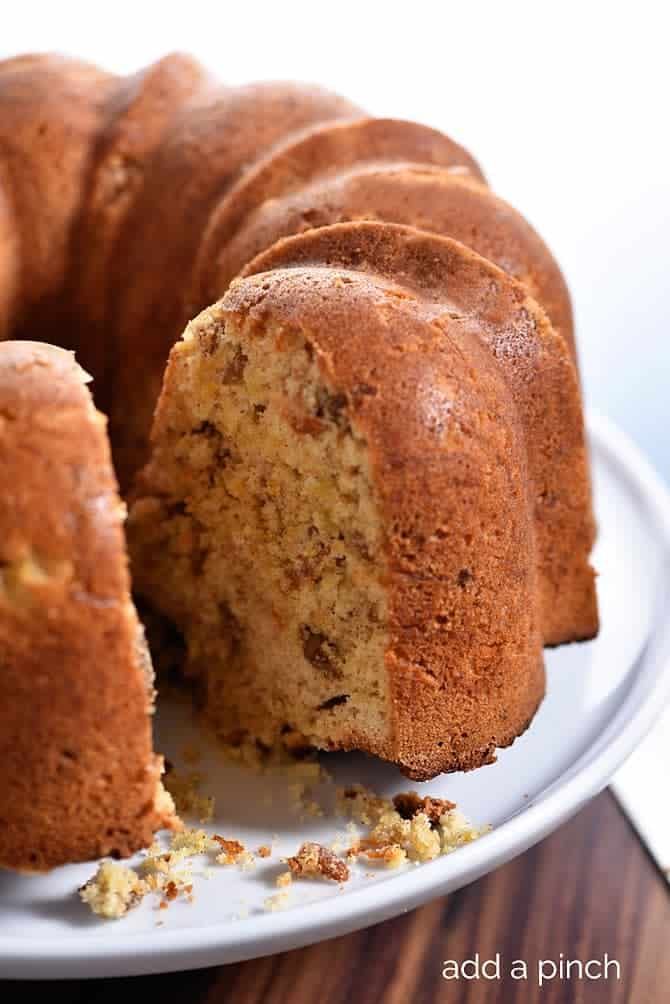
<box><xmin>129</xmin><ymin>310</ymin><xmax>393</xmax><ymax>756</ymax></box>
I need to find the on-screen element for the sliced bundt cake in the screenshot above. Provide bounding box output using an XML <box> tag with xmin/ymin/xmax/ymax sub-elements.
<box><xmin>0</xmin><ymin>53</ymin><xmax>599</xmax><ymax>854</ymax></box>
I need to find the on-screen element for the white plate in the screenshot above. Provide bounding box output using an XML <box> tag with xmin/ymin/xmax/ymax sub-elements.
<box><xmin>1</xmin><ymin>411</ymin><xmax>670</xmax><ymax>980</ymax></box>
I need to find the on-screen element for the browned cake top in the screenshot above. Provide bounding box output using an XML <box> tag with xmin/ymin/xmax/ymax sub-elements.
<box><xmin>193</xmin><ymin>116</ymin><xmax>485</xmax><ymax>304</ymax></box>
<box><xmin>207</xmin><ymin>165</ymin><xmax>574</xmax><ymax>354</ymax></box>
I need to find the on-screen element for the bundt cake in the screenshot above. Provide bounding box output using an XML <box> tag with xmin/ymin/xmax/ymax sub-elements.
<box><xmin>0</xmin><ymin>52</ymin><xmax>598</xmax><ymax>862</ymax></box>
<box><xmin>0</xmin><ymin>342</ymin><xmax>176</xmax><ymax>871</ymax></box>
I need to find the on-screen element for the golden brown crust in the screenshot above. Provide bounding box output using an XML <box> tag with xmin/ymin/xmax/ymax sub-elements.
<box><xmin>209</xmin><ymin>165</ymin><xmax>574</xmax><ymax>358</ymax></box>
<box><xmin>65</xmin><ymin>53</ymin><xmax>210</xmax><ymax>407</ymax></box>
<box><xmin>0</xmin><ymin>168</ymin><xmax>18</xmax><ymax>340</ymax></box>
<box><xmin>0</xmin><ymin>56</ymin><xmax>116</xmax><ymax>335</ymax></box>
<box><xmin>193</xmin><ymin>117</ymin><xmax>485</xmax><ymax>305</ymax></box>
<box><xmin>242</xmin><ymin>222</ymin><xmax>598</xmax><ymax>649</ymax></box>
<box><xmin>0</xmin><ymin>342</ymin><xmax>175</xmax><ymax>871</ymax></box>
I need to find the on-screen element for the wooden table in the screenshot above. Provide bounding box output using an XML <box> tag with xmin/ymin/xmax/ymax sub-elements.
<box><xmin>7</xmin><ymin>790</ymin><xmax>669</xmax><ymax>1003</ymax></box>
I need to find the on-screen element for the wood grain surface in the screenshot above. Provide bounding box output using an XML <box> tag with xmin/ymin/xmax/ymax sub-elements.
<box><xmin>4</xmin><ymin>790</ymin><xmax>669</xmax><ymax>1002</ymax></box>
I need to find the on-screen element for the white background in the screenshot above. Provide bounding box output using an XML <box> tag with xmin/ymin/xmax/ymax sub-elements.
<box><xmin>2</xmin><ymin>0</ymin><xmax>669</xmax><ymax>481</ymax></box>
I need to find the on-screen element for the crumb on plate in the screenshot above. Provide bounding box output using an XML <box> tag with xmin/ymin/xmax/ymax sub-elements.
<box><xmin>79</xmin><ymin>862</ymin><xmax>148</xmax><ymax>919</ymax></box>
<box><xmin>287</xmin><ymin>842</ymin><xmax>349</xmax><ymax>883</ymax></box>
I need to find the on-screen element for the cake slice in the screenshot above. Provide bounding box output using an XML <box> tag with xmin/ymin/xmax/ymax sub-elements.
<box><xmin>0</xmin><ymin>342</ymin><xmax>175</xmax><ymax>870</ymax></box>
<box><xmin>126</xmin><ymin>221</ymin><xmax>596</xmax><ymax>779</ymax></box>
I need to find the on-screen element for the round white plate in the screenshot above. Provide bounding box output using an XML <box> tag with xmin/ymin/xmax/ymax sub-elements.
<box><xmin>1</xmin><ymin>411</ymin><xmax>670</xmax><ymax>980</ymax></box>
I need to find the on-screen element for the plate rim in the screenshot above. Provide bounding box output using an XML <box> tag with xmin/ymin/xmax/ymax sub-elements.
<box><xmin>2</xmin><ymin>409</ymin><xmax>670</xmax><ymax>978</ymax></box>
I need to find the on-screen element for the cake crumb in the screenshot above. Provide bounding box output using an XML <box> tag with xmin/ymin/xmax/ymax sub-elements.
<box><xmin>337</xmin><ymin>782</ymin><xmax>487</xmax><ymax>866</ymax></box>
<box><xmin>355</xmin><ymin>842</ymin><xmax>408</xmax><ymax>869</ymax></box>
<box><xmin>211</xmin><ymin>835</ymin><xmax>244</xmax><ymax>867</ymax></box>
<box><xmin>170</xmin><ymin>827</ymin><xmax>214</xmax><ymax>856</ymax></box>
<box><xmin>213</xmin><ymin>835</ymin><xmax>251</xmax><ymax>866</ymax></box>
<box><xmin>81</xmin><ymin>766</ymin><xmax>486</xmax><ymax>921</ymax></box>
<box><xmin>79</xmin><ymin>862</ymin><xmax>148</xmax><ymax>919</ymax></box>
<box><xmin>164</xmin><ymin>880</ymin><xmax>179</xmax><ymax>902</ymax></box>
<box><xmin>135</xmin><ymin>828</ymin><xmax>213</xmax><ymax>904</ymax></box>
<box><xmin>439</xmin><ymin>807</ymin><xmax>489</xmax><ymax>852</ymax></box>
<box><xmin>393</xmin><ymin>791</ymin><xmax>456</xmax><ymax>824</ymax></box>
<box><xmin>80</xmin><ymin>822</ymin><xmax>264</xmax><ymax>921</ymax></box>
<box><xmin>287</xmin><ymin>842</ymin><xmax>349</xmax><ymax>883</ymax></box>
